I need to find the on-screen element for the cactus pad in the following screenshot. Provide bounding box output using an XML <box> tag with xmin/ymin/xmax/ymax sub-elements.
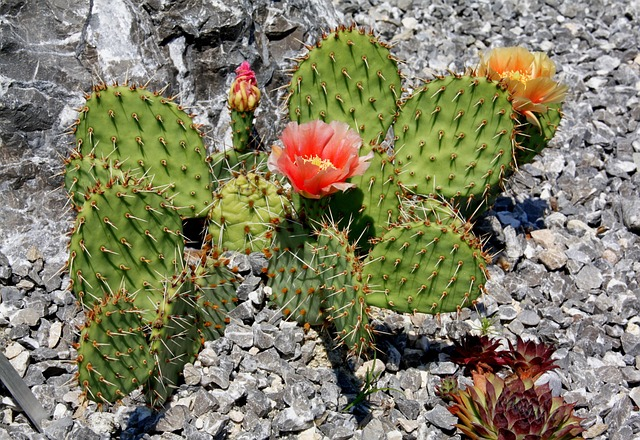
<box><xmin>363</xmin><ymin>220</ymin><xmax>489</xmax><ymax>314</ymax></box>
<box><xmin>146</xmin><ymin>274</ymin><xmax>202</xmax><ymax>406</ymax></box>
<box><xmin>394</xmin><ymin>75</ymin><xmax>517</xmax><ymax>218</ymax></box>
<box><xmin>288</xmin><ymin>26</ymin><xmax>402</xmax><ymax>147</ymax></box>
<box><xmin>67</xmin><ymin>178</ymin><xmax>184</xmax><ymax>322</ymax></box>
<box><xmin>190</xmin><ymin>252</ymin><xmax>241</xmax><ymax>341</ymax></box>
<box><xmin>207</xmin><ymin>173</ymin><xmax>291</xmax><ymax>253</ymax></box>
<box><xmin>515</xmin><ymin>103</ymin><xmax>563</xmax><ymax>165</ymax></box>
<box><xmin>72</xmin><ymin>83</ymin><xmax>213</xmax><ymax>218</ymax></box>
<box><xmin>76</xmin><ymin>291</ymin><xmax>153</xmax><ymax>404</ymax></box>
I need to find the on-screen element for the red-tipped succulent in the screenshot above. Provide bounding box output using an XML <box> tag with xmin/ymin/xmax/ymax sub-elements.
<box><xmin>450</xmin><ymin>372</ymin><xmax>584</xmax><ymax>440</ymax></box>
<box><xmin>448</xmin><ymin>335</ymin><xmax>511</xmax><ymax>375</ymax></box>
<box><xmin>506</xmin><ymin>336</ymin><xmax>559</xmax><ymax>381</ymax></box>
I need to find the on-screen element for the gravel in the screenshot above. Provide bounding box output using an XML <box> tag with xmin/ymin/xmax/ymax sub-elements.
<box><xmin>1</xmin><ymin>0</ymin><xmax>640</xmax><ymax>439</ymax></box>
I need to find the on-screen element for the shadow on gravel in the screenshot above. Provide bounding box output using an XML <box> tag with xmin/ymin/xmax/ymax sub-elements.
<box><xmin>475</xmin><ymin>196</ymin><xmax>550</xmax><ymax>257</ymax></box>
<box><xmin>119</xmin><ymin>407</ymin><xmax>161</xmax><ymax>440</ymax></box>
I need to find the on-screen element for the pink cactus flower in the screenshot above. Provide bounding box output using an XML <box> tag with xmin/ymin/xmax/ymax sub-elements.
<box><xmin>477</xmin><ymin>47</ymin><xmax>568</xmax><ymax>128</ymax></box>
<box><xmin>228</xmin><ymin>61</ymin><xmax>260</xmax><ymax>112</ymax></box>
<box><xmin>268</xmin><ymin>120</ymin><xmax>373</xmax><ymax>199</ymax></box>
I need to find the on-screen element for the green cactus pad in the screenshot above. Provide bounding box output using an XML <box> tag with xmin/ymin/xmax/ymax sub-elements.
<box><xmin>63</xmin><ymin>150</ymin><xmax>128</xmax><ymax>208</ymax></box>
<box><xmin>146</xmin><ymin>274</ymin><xmax>202</xmax><ymax>406</ymax></box>
<box><xmin>207</xmin><ymin>172</ymin><xmax>291</xmax><ymax>254</ymax></box>
<box><xmin>314</xmin><ymin>224</ymin><xmax>373</xmax><ymax>355</ymax></box>
<box><xmin>190</xmin><ymin>251</ymin><xmax>241</xmax><ymax>341</ymax></box>
<box><xmin>72</xmin><ymin>82</ymin><xmax>213</xmax><ymax>218</ymax></box>
<box><xmin>67</xmin><ymin>178</ymin><xmax>184</xmax><ymax>322</ymax></box>
<box><xmin>394</xmin><ymin>75</ymin><xmax>517</xmax><ymax>218</ymax></box>
<box><xmin>515</xmin><ymin>103</ymin><xmax>563</xmax><ymax>165</ymax></box>
<box><xmin>288</xmin><ymin>26</ymin><xmax>402</xmax><ymax>147</ymax></box>
<box><xmin>265</xmin><ymin>219</ymin><xmax>326</xmax><ymax>325</ymax></box>
<box><xmin>362</xmin><ymin>220</ymin><xmax>489</xmax><ymax>315</ymax></box>
<box><xmin>328</xmin><ymin>146</ymin><xmax>403</xmax><ymax>250</ymax></box>
<box><xmin>76</xmin><ymin>291</ymin><xmax>154</xmax><ymax>404</ymax></box>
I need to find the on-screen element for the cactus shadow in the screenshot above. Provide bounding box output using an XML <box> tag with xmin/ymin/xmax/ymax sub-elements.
<box><xmin>318</xmin><ymin>330</ymin><xmax>388</xmax><ymax>425</ymax></box>
<box><xmin>474</xmin><ymin>196</ymin><xmax>550</xmax><ymax>256</ymax></box>
<box><xmin>119</xmin><ymin>406</ymin><xmax>161</xmax><ymax>440</ymax></box>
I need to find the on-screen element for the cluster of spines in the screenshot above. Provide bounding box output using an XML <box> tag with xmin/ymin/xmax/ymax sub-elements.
<box><xmin>145</xmin><ymin>273</ymin><xmax>202</xmax><ymax>406</ymax></box>
<box><xmin>266</xmin><ymin>219</ymin><xmax>328</xmax><ymax>326</ymax></box>
<box><xmin>189</xmin><ymin>251</ymin><xmax>241</xmax><ymax>341</ymax></box>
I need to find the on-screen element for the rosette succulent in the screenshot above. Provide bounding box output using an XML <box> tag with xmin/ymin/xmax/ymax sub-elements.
<box><xmin>448</xmin><ymin>335</ymin><xmax>511</xmax><ymax>375</ymax></box>
<box><xmin>506</xmin><ymin>336</ymin><xmax>559</xmax><ymax>381</ymax></box>
<box><xmin>449</xmin><ymin>372</ymin><xmax>584</xmax><ymax>440</ymax></box>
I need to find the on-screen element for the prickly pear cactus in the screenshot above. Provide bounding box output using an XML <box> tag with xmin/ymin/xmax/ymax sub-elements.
<box><xmin>207</xmin><ymin>173</ymin><xmax>291</xmax><ymax>253</ymax></box>
<box><xmin>76</xmin><ymin>290</ymin><xmax>154</xmax><ymax>404</ymax></box>
<box><xmin>72</xmin><ymin>82</ymin><xmax>213</xmax><ymax>219</ymax></box>
<box><xmin>362</xmin><ymin>219</ymin><xmax>490</xmax><ymax>315</ymax></box>
<box><xmin>67</xmin><ymin>177</ymin><xmax>184</xmax><ymax>322</ymax></box>
<box><xmin>288</xmin><ymin>25</ymin><xmax>402</xmax><ymax>147</ymax></box>
<box><xmin>394</xmin><ymin>75</ymin><xmax>517</xmax><ymax>219</ymax></box>
<box><xmin>190</xmin><ymin>252</ymin><xmax>242</xmax><ymax>341</ymax></box>
<box><xmin>146</xmin><ymin>273</ymin><xmax>202</xmax><ymax>406</ymax></box>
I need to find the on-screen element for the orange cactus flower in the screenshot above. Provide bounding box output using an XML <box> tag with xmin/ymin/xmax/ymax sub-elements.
<box><xmin>268</xmin><ymin>120</ymin><xmax>373</xmax><ymax>199</ymax></box>
<box><xmin>228</xmin><ymin>61</ymin><xmax>261</xmax><ymax>112</ymax></box>
<box><xmin>477</xmin><ymin>47</ymin><xmax>568</xmax><ymax>128</ymax></box>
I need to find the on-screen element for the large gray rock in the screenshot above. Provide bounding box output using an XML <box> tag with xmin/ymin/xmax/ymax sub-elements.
<box><xmin>0</xmin><ymin>0</ymin><xmax>342</xmax><ymax>265</ymax></box>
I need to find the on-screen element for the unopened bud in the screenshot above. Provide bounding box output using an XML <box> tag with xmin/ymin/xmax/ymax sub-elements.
<box><xmin>228</xmin><ymin>61</ymin><xmax>261</xmax><ymax>112</ymax></box>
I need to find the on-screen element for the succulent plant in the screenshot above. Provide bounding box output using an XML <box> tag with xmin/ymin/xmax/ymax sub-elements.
<box><xmin>435</xmin><ymin>375</ymin><xmax>461</xmax><ymax>403</ymax></box>
<box><xmin>449</xmin><ymin>372</ymin><xmax>584</xmax><ymax>440</ymax></box>
<box><xmin>506</xmin><ymin>336</ymin><xmax>559</xmax><ymax>381</ymax></box>
<box><xmin>448</xmin><ymin>335</ymin><xmax>511</xmax><ymax>375</ymax></box>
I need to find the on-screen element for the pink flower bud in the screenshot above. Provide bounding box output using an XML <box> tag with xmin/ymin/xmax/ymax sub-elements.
<box><xmin>228</xmin><ymin>61</ymin><xmax>261</xmax><ymax>112</ymax></box>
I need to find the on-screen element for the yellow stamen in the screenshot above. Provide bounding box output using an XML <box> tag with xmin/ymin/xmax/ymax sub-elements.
<box><xmin>301</xmin><ymin>155</ymin><xmax>336</xmax><ymax>171</ymax></box>
<box><xmin>501</xmin><ymin>70</ymin><xmax>531</xmax><ymax>83</ymax></box>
